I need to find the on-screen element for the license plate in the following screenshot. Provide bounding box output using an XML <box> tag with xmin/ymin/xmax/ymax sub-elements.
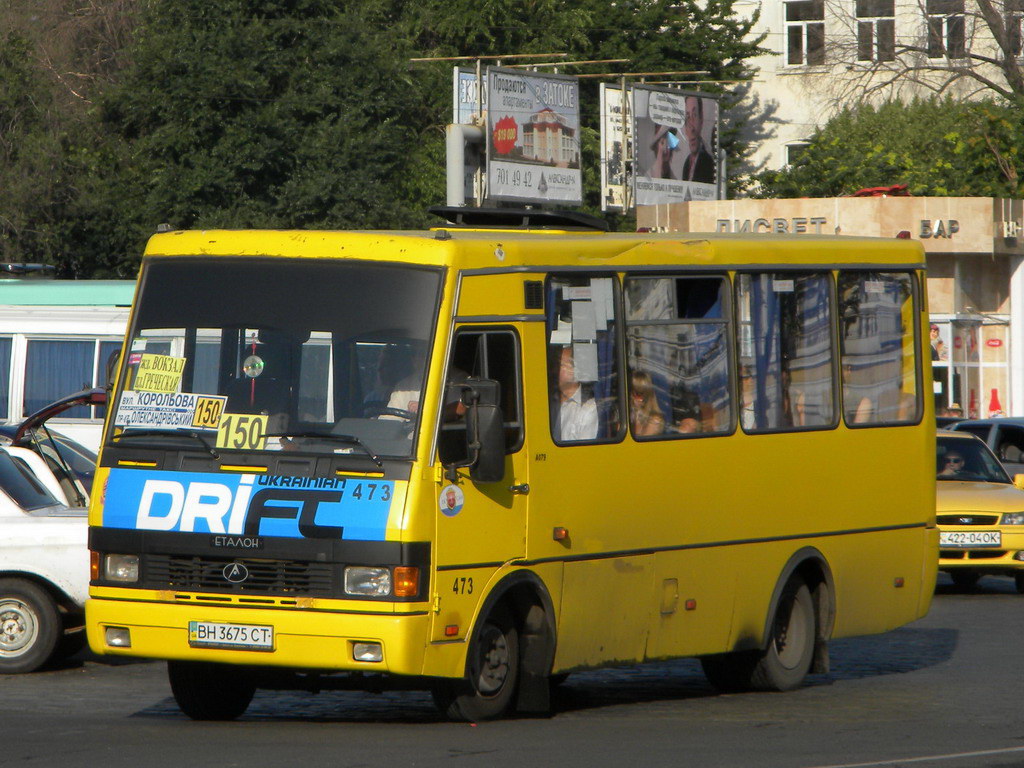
<box><xmin>939</xmin><ymin>530</ymin><xmax>1002</xmax><ymax>548</ymax></box>
<box><xmin>188</xmin><ymin>621</ymin><xmax>274</xmax><ymax>651</ymax></box>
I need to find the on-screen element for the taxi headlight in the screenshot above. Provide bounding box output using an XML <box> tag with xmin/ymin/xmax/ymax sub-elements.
<box><xmin>1001</xmin><ymin>512</ymin><xmax>1024</xmax><ymax>525</ymax></box>
<box><xmin>344</xmin><ymin>566</ymin><xmax>392</xmax><ymax>596</ymax></box>
<box><xmin>103</xmin><ymin>554</ymin><xmax>139</xmax><ymax>583</ymax></box>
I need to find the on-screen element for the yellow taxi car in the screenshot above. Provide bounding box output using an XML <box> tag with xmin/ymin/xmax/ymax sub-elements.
<box><xmin>937</xmin><ymin>431</ymin><xmax>1024</xmax><ymax>593</ymax></box>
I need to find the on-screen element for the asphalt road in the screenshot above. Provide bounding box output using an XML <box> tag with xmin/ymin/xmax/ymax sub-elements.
<box><xmin>4</xmin><ymin>574</ymin><xmax>1024</xmax><ymax>768</ymax></box>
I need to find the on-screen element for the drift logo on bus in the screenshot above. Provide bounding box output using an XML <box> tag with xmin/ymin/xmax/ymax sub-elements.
<box><xmin>103</xmin><ymin>469</ymin><xmax>395</xmax><ymax>541</ymax></box>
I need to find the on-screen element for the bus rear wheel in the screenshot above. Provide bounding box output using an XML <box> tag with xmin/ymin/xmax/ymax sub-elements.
<box><xmin>168</xmin><ymin>661</ymin><xmax>256</xmax><ymax>721</ymax></box>
<box><xmin>701</xmin><ymin>577</ymin><xmax>815</xmax><ymax>693</ymax></box>
<box><xmin>433</xmin><ymin>605</ymin><xmax>519</xmax><ymax>722</ymax></box>
<box><xmin>750</xmin><ymin>578</ymin><xmax>815</xmax><ymax>691</ymax></box>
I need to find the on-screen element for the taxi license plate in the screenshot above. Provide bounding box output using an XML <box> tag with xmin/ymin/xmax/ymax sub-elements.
<box><xmin>188</xmin><ymin>621</ymin><xmax>274</xmax><ymax>651</ymax></box>
<box><xmin>939</xmin><ymin>530</ymin><xmax>1002</xmax><ymax>548</ymax></box>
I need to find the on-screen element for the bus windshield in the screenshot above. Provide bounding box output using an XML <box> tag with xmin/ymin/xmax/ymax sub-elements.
<box><xmin>106</xmin><ymin>257</ymin><xmax>442</xmax><ymax>459</ymax></box>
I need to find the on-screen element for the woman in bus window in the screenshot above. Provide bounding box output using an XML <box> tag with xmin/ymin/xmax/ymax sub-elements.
<box><xmin>630</xmin><ymin>370</ymin><xmax>665</xmax><ymax>437</ymax></box>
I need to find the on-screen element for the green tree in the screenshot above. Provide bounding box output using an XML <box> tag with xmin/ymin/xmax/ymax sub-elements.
<box><xmin>93</xmin><ymin>0</ymin><xmax>435</xmax><ymax>263</ymax></box>
<box><xmin>0</xmin><ymin>32</ymin><xmax>71</xmax><ymax>264</ymax></box>
<box><xmin>751</xmin><ymin>98</ymin><xmax>1024</xmax><ymax>199</ymax></box>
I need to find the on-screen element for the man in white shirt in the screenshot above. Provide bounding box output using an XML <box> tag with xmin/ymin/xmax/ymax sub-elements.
<box><xmin>555</xmin><ymin>345</ymin><xmax>598</xmax><ymax>442</ymax></box>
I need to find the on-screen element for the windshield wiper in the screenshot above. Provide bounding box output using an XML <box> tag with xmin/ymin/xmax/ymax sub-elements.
<box><xmin>112</xmin><ymin>428</ymin><xmax>219</xmax><ymax>459</ymax></box>
<box><xmin>266</xmin><ymin>431</ymin><xmax>383</xmax><ymax>468</ymax></box>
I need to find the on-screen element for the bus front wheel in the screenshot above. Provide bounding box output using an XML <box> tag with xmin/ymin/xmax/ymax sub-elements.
<box><xmin>168</xmin><ymin>661</ymin><xmax>256</xmax><ymax>720</ymax></box>
<box><xmin>433</xmin><ymin>605</ymin><xmax>519</xmax><ymax>722</ymax></box>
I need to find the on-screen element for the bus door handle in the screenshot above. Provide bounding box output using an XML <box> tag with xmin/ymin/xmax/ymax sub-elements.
<box><xmin>509</xmin><ymin>483</ymin><xmax>530</xmax><ymax>495</ymax></box>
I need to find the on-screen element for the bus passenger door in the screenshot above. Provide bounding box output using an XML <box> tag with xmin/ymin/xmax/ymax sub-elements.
<box><xmin>430</xmin><ymin>326</ymin><xmax>528</xmax><ymax>642</ymax></box>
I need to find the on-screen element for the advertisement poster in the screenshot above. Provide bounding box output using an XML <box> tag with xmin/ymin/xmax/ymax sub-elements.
<box><xmin>486</xmin><ymin>67</ymin><xmax>582</xmax><ymax>205</ymax></box>
<box><xmin>599</xmin><ymin>83</ymin><xmax>629</xmax><ymax>212</ymax></box>
<box><xmin>633</xmin><ymin>86</ymin><xmax>719</xmax><ymax>206</ymax></box>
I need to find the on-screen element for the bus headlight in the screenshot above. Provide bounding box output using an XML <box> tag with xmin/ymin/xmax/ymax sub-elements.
<box><xmin>344</xmin><ymin>566</ymin><xmax>392</xmax><ymax>596</ymax></box>
<box><xmin>104</xmin><ymin>554</ymin><xmax>140</xmax><ymax>583</ymax></box>
<box><xmin>1001</xmin><ymin>512</ymin><xmax>1024</xmax><ymax>525</ymax></box>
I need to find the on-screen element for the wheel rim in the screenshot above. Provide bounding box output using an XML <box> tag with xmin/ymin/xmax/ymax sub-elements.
<box><xmin>772</xmin><ymin>591</ymin><xmax>811</xmax><ymax>671</ymax></box>
<box><xmin>0</xmin><ymin>598</ymin><xmax>39</xmax><ymax>658</ymax></box>
<box><xmin>473</xmin><ymin>622</ymin><xmax>511</xmax><ymax>696</ymax></box>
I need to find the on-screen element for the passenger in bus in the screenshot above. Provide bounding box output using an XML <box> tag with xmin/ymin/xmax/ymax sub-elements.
<box><xmin>670</xmin><ymin>381</ymin><xmax>702</xmax><ymax>434</ymax></box>
<box><xmin>554</xmin><ymin>345</ymin><xmax>598</xmax><ymax>442</ymax></box>
<box><xmin>842</xmin><ymin>362</ymin><xmax>873</xmax><ymax>424</ymax></box>
<box><xmin>629</xmin><ymin>370</ymin><xmax>665</xmax><ymax>437</ymax></box>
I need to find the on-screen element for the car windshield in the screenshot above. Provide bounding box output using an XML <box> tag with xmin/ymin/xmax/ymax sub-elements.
<box><xmin>936</xmin><ymin>435</ymin><xmax>1011</xmax><ymax>483</ymax></box>
<box><xmin>105</xmin><ymin>257</ymin><xmax>442</xmax><ymax>459</ymax></box>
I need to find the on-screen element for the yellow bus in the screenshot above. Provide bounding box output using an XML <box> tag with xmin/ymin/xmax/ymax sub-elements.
<box><xmin>86</xmin><ymin>208</ymin><xmax>937</xmax><ymax>721</ymax></box>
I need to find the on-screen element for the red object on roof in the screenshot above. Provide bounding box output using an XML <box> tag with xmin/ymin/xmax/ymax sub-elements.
<box><xmin>849</xmin><ymin>184</ymin><xmax>909</xmax><ymax>197</ymax></box>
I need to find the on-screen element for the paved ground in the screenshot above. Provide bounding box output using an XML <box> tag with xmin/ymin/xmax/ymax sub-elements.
<box><xmin>3</xmin><ymin>575</ymin><xmax>1023</xmax><ymax>768</ymax></box>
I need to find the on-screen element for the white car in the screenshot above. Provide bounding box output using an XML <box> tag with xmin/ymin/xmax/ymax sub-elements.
<box><xmin>0</xmin><ymin>444</ymin><xmax>88</xmax><ymax>673</ymax></box>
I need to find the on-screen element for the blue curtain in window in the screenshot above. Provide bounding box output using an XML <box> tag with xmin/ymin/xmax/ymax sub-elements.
<box><xmin>0</xmin><ymin>338</ymin><xmax>11</xmax><ymax>420</ymax></box>
<box><xmin>750</xmin><ymin>277</ymin><xmax>781</xmax><ymax>429</ymax></box>
<box><xmin>25</xmin><ymin>340</ymin><xmax>93</xmax><ymax>417</ymax></box>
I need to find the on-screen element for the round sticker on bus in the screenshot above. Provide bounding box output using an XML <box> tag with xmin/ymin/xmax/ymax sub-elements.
<box><xmin>439</xmin><ymin>484</ymin><xmax>465</xmax><ymax>517</ymax></box>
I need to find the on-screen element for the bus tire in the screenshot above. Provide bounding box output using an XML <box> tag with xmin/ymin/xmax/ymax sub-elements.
<box><xmin>700</xmin><ymin>651</ymin><xmax>759</xmax><ymax>693</ymax></box>
<box><xmin>750</xmin><ymin>578</ymin><xmax>815</xmax><ymax>692</ymax></box>
<box><xmin>1014</xmin><ymin>572</ymin><xmax>1024</xmax><ymax>594</ymax></box>
<box><xmin>0</xmin><ymin>578</ymin><xmax>60</xmax><ymax>674</ymax></box>
<box><xmin>168</xmin><ymin>661</ymin><xmax>256</xmax><ymax>721</ymax></box>
<box><xmin>433</xmin><ymin>605</ymin><xmax>519</xmax><ymax>722</ymax></box>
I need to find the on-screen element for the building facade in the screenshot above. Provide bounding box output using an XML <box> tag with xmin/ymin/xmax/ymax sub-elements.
<box><xmin>638</xmin><ymin>196</ymin><xmax>1024</xmax><ymax>417</ymax></box>
<box><xmin>739</xmin><ymin>0</ymin><xmax>1017</xmax><ymax>171</ymax></box>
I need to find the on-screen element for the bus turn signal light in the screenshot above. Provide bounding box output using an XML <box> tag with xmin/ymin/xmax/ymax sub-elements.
<box><xmin>394</xmin><ymin>567</ymin><xmax>420</xmax><ymax>597</ymax></box>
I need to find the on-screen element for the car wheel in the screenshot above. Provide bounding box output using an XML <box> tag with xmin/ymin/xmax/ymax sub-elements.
<box><xmin>0</xmin><ymin>578</ymin><xmax>61</xmax><ymax>674</ymax></box>
<box><xmin>167</xmin><ymin>661</ymin><xmax>256</xmax><ymax>720</ymax></box>
<box><xmin>1015</xmin><ymin>573</ymin><xmax>1024</xmax><ymax>594</ymax></box>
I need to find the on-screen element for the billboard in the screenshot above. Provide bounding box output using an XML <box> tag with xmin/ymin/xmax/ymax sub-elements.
<box><xmin>633</xmin><ymin>86</ymin><xmax>719</xmax><ymax>206</ymax></box>
<box><xmin>486</xmin><ymin>67</ymin><xmax>582</xmax><ymax>205</ymax></box>
<box><xmin>453</xmin><ymin>68</ymin><xmax>487</xmax><ymax>203</ymax></box>
<box><xmin>599</xmin><ymin>83</ymin><xmax>629</xmax><ymax>212</ymax></box>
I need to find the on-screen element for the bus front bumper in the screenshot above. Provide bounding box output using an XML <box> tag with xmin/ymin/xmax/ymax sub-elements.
<box><xmin>86</xmin><ymin>595</ymin><xmax>432</xmax><ymax>675</ymax></box>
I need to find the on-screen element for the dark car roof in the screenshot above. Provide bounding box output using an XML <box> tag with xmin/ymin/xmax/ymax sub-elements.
<box><xmin>949</xmin><ymin>418</ymin><xmax>1024</xmax><ymax>429</ymax></box>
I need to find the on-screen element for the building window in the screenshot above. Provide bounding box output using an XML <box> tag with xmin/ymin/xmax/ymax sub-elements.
<box><xmin>857</xmin><ymin>0</ymin><xmax>895</xmax><ymax>61</ymax></box>
<box><xmin>786</xmin><ymin>142</ymin><xmax>811</xmax><ymax>165</ymax></box>
<box><xmin>786</xmin><ymin>0</ymin><xmax>826</xmax><ymax>65</ymax></box>
<box><xmin>1007</xmin><ymin>0</ymin><xmax>1024</xmax><ymax>55</ymax></box>
<box><xmin>927</xmin><ymin>0</ymin><xmax>966</xmax><ymax>58</ymax></box>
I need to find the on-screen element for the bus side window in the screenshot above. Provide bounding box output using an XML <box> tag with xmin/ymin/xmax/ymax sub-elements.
<box><xmin>546</xmin><ymin>276</ymin><xmax>623</xmax><ymax>445</ymax></box>
<box><xmin>624</xmin><ymin>275</ymin><xmax>732</xmax><ymax>437</ymax></box>
<box><xmin>736</xmin><ymin>272</ymin><xmax>836</xmax><ymax>432</ymax></box>
<box><xmin>838</xmin><ymin>271</ymin><xmax>919</xmax><ymax>426</ymax></box>
<box><xmin>438</xmin><ymin>329</ymin><xmax>523</xmax><ymax>465</ymax></box>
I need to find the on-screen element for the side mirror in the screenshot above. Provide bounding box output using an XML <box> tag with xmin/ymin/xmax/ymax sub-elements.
<box><xmin>443</xmin><ymin>378</ymin><xmax>506</xmax><ymax>483</ymax></box>
<box><xmin>105</xmin><ymin>350</ymin><xmax>121</xmax><ymax>392</ymax></box>
<box><xmin>468</xmin><ymin>403</ymin><xmax>505</xmax><ymax>483</ymax></box>
<box><xmin>1013</xmin><ymin>474</ymin><xmax>1024</xmax><ymax>491</ymax></box>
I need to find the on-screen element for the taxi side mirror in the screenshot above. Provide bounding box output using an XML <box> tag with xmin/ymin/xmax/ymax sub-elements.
<box><xmin>1013</xmin><ymin>474</ymin><xmax>1024</xmax><ymax>491</ymax></box>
